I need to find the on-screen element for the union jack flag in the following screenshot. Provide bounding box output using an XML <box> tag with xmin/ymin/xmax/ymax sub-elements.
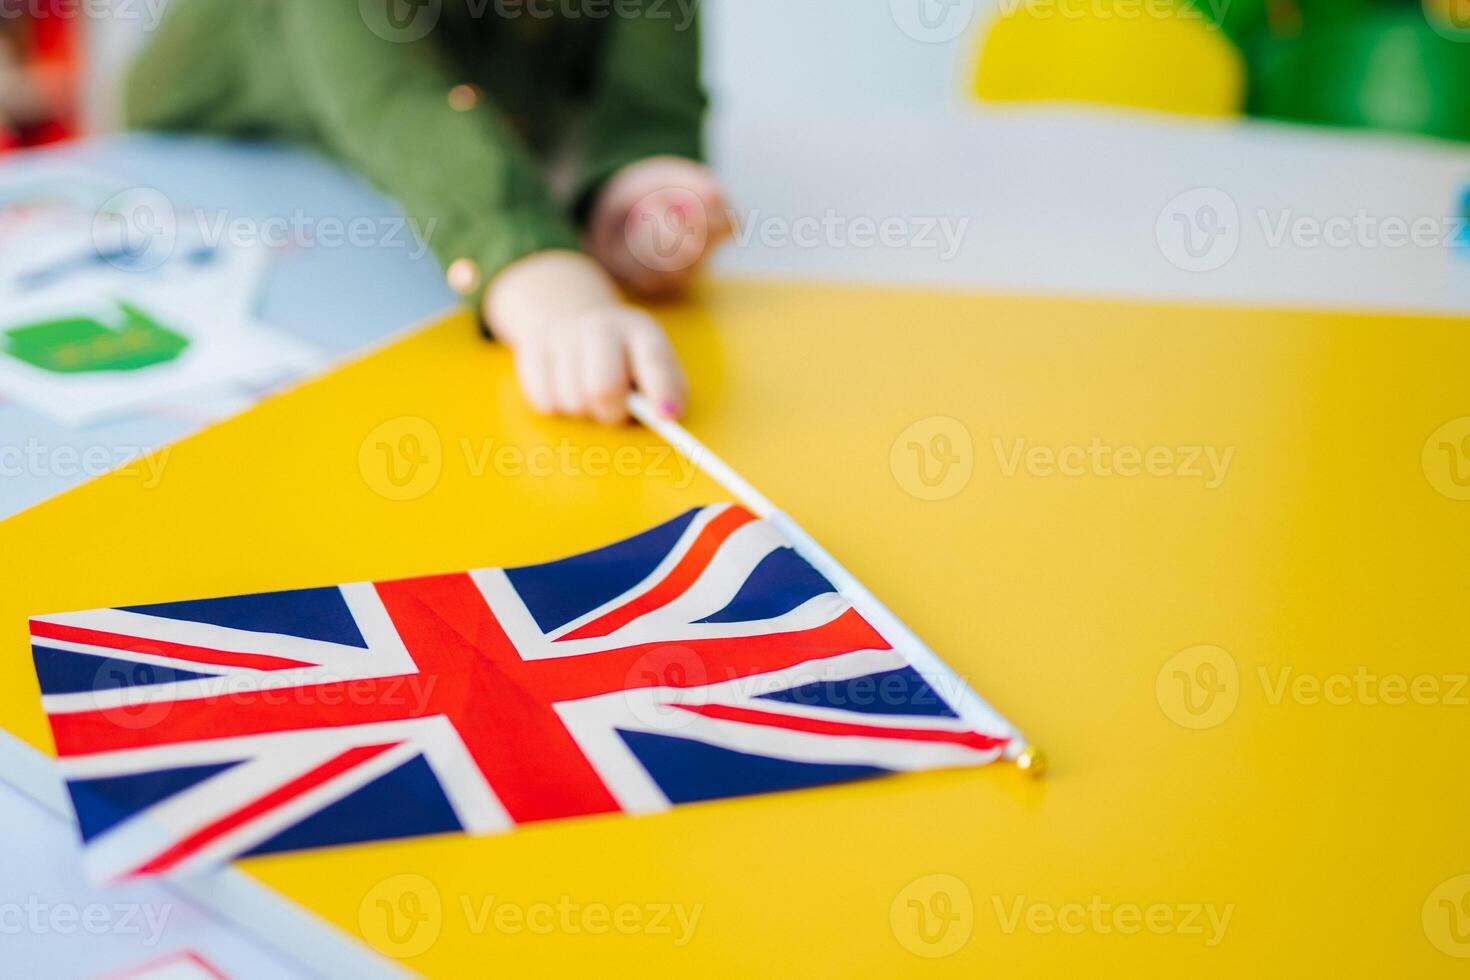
<box><xmin>30</xmin><ymin>505</ymin><xmax>1010</xmax><ymax>881</ymax></box>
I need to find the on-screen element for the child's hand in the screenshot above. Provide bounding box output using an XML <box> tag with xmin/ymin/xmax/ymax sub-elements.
<box><xmin>484</xmin><ymin>250</ymin><xmax>687</xmax><ymax>425</ymax></box>
<box><xmin>587</xmin><ymin>156</ymin><xmax>733</xmax><ymax>298</ymax></box>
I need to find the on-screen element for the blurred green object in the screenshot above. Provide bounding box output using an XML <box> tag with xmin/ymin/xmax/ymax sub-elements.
<box><xmin>1201</xmin><ymin>0</ymin><xmax>1268</xmax><ymax>42</ymax></box>
<box><xmin>1198</xmin><ymin>0</ymin><xmax>1383</xmax><ymax>44</ymax></box>
<box><xmin>4</xmin><ymin>302</ymin><xmax>188</xmax><ymax>374</ymax></box>
<box><xmin>1245</xmin><ymin>7</ymin><xmax>1470</xmax><ymax>141</ymax></box>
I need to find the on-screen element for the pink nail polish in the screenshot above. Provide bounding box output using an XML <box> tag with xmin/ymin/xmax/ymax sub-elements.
<box><xmin>660</xmin><ymin>400</ymin><xmax>680</xmax><ymax>418</ymax></box>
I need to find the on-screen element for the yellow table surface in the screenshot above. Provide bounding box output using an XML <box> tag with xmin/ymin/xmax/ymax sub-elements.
<box><xmin>2</xmin><ymin>280</ymin><xmax>1467</xmax><ymax>976</ymax></box>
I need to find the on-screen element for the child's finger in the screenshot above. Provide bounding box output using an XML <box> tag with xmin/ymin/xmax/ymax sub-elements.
<box><xmin>514</xmin><ymin>341</ymin><xmax>555</xmax><ymax>415</ymax></box>
<box><xmin>580</xmin><ymin>328</ymin><xmax>630</xmax><ymax>425</ymax></box>
<box><xmin>551</xmin><ymin>337</ymin><xmax>584</xmax><ymax>416</ymax></box>
<box><xmin>691</xmin><ymin>181</ymin><xmax>733</xmax><ymax>244</ymax></box>
<box><xmin>705</xmin><ymin>197</ymin><xmax>735</xmax><ymax>245</ymax></box>
<box><xmin>627</xmin><ymin>322</ymin><xmax>687</xmax><ymax>418</ymax></box>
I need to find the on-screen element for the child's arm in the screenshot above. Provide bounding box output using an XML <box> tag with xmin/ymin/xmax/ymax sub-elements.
<box><xmin>129</xmin><ymin>1</ymin><xmax>709</xmax><ymax>425</ymax></box>
<box><xmin>482</xmin><ymin>1</ymin><xmax>723</xmax><ymax>423</ymax></box>
<box><xmin>278</xmin><ymin>3</ymin><xmax>688</xmax><ymax>423</ymax></box>
<box><xmin>578</xmin><ymin>0</ymin><xmax>707</xmax><ymax>212</ymax></box>
<box><xmin>275</xmin><ymin>2</ymin><xmax>584</xmax><ymax>300</ymax></box>
<box><xmin>577</xmin><ymin>1</ymin><xmax>732</xmax><ymax>297</ymax></box>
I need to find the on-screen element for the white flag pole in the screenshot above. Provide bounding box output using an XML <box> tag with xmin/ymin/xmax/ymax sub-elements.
<box><xmin>627</xmin><ymin>394</ymin><xmax>1043</xmax><ymax>776</ymax></box>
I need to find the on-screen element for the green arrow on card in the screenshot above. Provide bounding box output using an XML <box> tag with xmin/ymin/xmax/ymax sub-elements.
<box><xmin>4</xmin><ymin>301</ymin><xmax>190</xmax><ymax>374</ymax></box>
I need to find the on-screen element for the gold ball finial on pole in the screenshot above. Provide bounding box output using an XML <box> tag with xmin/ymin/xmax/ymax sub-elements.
<box><xmin>1015</xmin><ymin>745</ymin><xmax>1048</xmax><ymax>779</ymax></box>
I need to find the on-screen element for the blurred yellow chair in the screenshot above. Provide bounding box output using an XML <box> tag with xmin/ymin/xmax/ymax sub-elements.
<box><xmin>973</xmin><ymin>0</ymin><xmax>1246</xmax><ymax>118</ymax></box>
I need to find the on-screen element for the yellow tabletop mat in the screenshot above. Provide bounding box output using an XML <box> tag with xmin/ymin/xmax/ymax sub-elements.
<box><xmin>2</xmin><ymin>280</ymin><xmax>1466</xmax><ymax>976</ymax></box>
